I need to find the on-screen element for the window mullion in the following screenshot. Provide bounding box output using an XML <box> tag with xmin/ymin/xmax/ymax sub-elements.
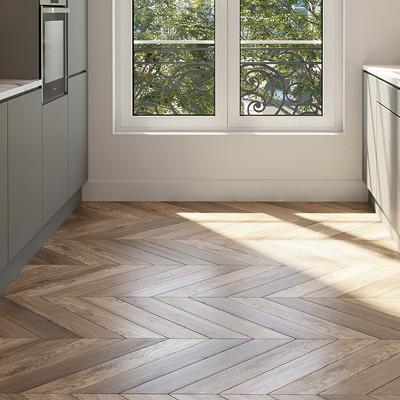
<box><xmin>227</xmin><ymin>0</ymin><xmax>241</xmax><ymax>128</ymax></box>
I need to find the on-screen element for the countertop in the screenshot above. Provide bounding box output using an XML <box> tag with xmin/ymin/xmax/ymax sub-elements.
<box><xmin>0</xmin><ymin>79</ymin><xmax>42</xmax><ymax>102</ymax></box>
<box><xmin>363</xmin><ymin>65</ymin><xmax>400</xmax><ymax>89</ymax></box>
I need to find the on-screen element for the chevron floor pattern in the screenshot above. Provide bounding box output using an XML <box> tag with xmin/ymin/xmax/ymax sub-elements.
<box><xmin>1</xmin><ymin>202</ymin><xmax>400</xmax><ymax>399</ymax></box>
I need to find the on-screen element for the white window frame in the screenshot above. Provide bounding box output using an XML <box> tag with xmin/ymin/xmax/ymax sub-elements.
<box><xmin>114</xmin><ymin>0</ymin><xmax>343</xmax><ymax>134</ymax></box>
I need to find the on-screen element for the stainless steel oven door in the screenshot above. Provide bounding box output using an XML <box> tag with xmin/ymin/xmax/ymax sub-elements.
<box><xmin>41</xmin><ymin>7</ymin><xmax>69</xmax><ymax>104</ymax></box>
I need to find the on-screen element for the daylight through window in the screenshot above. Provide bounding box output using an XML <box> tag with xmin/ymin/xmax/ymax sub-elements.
<box><xmin>116</xmin><ymin>0</ymin><xmax>342</xmax><ymax>132</ymax></box>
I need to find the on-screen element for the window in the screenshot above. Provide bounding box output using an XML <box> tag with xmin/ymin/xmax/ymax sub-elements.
<box><xmin>115</xmin><ymin>0</ymin><xmax>343</xmax><ymax>133</ymax></box>
<box><xmin>133</xmin><ymin>0</ymin><xmax>216</xmax><ymax>116</ymax></box>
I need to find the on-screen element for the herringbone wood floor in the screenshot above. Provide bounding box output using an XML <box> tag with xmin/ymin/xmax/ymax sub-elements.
<box><xmin>1</xmin><ymin>202</ymin><xmax>400</xmax><ymax>399</ymax></box>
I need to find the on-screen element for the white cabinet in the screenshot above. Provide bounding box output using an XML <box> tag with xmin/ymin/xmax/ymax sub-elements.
<box><xmin>375</xmin><ymin>103</ymin><xmax>396</xmax><ymax>220</ymax></box>
<box><xmin>363</xmin><ymin>73</ymin><xmax>378</xmax><ymax>194</ymax></box>
<box><xmin>364</xmin><ymin>72</ymin><xmax>400</xmax><ymax>239</ymax></box>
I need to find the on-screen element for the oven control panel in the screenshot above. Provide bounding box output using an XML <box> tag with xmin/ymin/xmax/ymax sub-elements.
<box><xmin>40</xmin><ymin>0</ymin><xmax>67</xmax><ymax>6</ymax></box>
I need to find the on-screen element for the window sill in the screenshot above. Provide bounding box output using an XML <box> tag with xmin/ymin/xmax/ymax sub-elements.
<box><xmin>112</xmin><ymin>130</ymin><xmax>344</xmax><ymax>136</ymax></box>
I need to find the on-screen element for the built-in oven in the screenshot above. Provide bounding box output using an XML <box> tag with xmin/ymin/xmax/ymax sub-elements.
<box><xmin>41</xmin><ymin>0</ymin><xmax>69</xmax><ymax>104</ymax></box>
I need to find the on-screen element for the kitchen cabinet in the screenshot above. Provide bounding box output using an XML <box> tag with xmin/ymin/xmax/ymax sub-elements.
<box><xmin>0</xmin><ymin>103</ymin><xmax>7</xmax><ymax>269</ymax></box>
<box><xmin>363</xmin><ymin>73</ymin><xmax>378</xmax><ymax>194</ymax></box>
<box><xmin>68</xmin><ymin>72</ymin><xmax>88</xmax><ymax>196</ymax></box>
<box><xmin>8</xmin><ymin>90</ymin><xmax>43</xmax><ymax>260</ymax></box>
<box><xmin>68</xmin><ymin>0</ymin><xmax>88</xmax><ymax>76</ymax></box>
<box><xmin>43</xmin><ymin>95</ymin><xmax>69</xmax><ymax>224</ymax></box>
<box><xmin>375</xmin><ymin>102</ymin><xmax>396</xmax><ymax>220</ymax></box>
<box><xmin>364</xmin><ymin>70</ymin><xmax>400</xmax><ymax>243</ymax></box>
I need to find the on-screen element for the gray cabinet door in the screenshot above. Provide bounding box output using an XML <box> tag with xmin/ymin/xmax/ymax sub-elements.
<box><xmin>375</xmin><ymin>102</ymin><xmax>396</xmax><ymax>220</ymax></box>
<box><xmin>363</xmin><ymin>73</ymin><xmax>378</xmax><ymax>193</ymax></box>
<box><xmin>8</xmin><ymin>90</ymin><xmax>43</xmax><ymax>260</ymax></box>
<box><xmin>68</xmin><ymin>72</ymin><xmax>88</xmax><ymax>196</ymax></box>
<box><xmin>43</xmin><ymin>96</ymin><xmax>69</xmax><ymax>224</ymax></box>
<box><xmin>397</xmin><ymin>117</ymin><xmax>400</xmax><ymax>235</ymax></box>
<box><xmin>0</xmin><ymin>103</ymin><xmax>7</xmax><ymax>269</ymax></box>
<box><xmin>68</xmin><ymin>0</ymin><xmax>88</xmax><ymax>76</ymax></box>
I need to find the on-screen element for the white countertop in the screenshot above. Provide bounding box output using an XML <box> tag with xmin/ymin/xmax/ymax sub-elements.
<box><xmin>363</xmin><ymin>65</ymin><xmax>400</xmax><ymax>88</ymax></box>
<box><xmin>0</xmin><ymin>79</ymin><xmax>42</xmax><ymax>102</ymax></box>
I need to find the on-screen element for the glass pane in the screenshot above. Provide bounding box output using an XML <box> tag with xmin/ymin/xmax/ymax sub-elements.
<box><xmin>44</xmin><ymin>20</ymin><xmax>65</xmax><ymax>84</ymax></box>
<box><xmin>133</xmin><ymin>0</ymin><xmax>215</xmax><ymax>116</ymax></box>
<box><xmin>240</xmin><ymin>0</ymin><xmax>323</xmax><ymax>116</ymax></box>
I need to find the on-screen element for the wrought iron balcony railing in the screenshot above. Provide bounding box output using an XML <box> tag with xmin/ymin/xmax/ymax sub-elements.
<box><xmin>133</xmin><ymin>40</ymin><xmax>322</xmax><ymax>116</ymax></box>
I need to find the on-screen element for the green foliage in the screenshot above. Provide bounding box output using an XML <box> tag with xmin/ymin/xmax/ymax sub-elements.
<box><xmin>133</xmin><ymin>0</ymin><xmax>323</xmax><ymax>116</ymax></box>
<box><xmin>241</xmin><ymin>0</ymin><xmax>322</xmax><ymax>40</ymax></box>
<box><xmin>134</xmin><ymin>0</ymin><xmax>214</xmax><ymax>40</ymax></box>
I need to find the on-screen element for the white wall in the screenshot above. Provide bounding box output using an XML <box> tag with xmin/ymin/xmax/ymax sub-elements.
<box><xmin>84</xmin><ymin>0</ymin><xmax>400</xmax><ymax>202</ymax></box>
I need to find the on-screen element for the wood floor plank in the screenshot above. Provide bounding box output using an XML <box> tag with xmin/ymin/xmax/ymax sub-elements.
<box><xmin>197</xmin><ymin>298</ymin><xmax>334</xmax><ymax>339</ymax></box>
<box><xmin>14</xmin><ymin>265</ymin><xmax>147</xmax><ymax>297</ymax></box>
<box><xmin>174</xmin><ymin>239</ymin><xmax>272</xmax><ymax>266</ymax></box>
<box><xmin>84</xmin><ymin>297</ymin><xmax>205</xmax><ymax>339</ymax></box>
<box><xmin>79</xmin><ymin>339</ymin><xmax>246</xmax><ymax>393</ymax></box>
<box><xmin>86</xmin><ymin>239</ymin><xmax>187</xmax><ymax>266</ymax></box>
<box><xmin>195</xmin><ymin>266</ymin><xmax>301</xmax><ymax>298</ymax></box>
<box><xmin>145</xmin><ymin>240</ymin><xmax>252</xmax><ymax>266</ymax></box>
<box><xmin>371</xmin><ymin>396</ymin><xmax>400</xmax><ymax>400</ymax></box>
<box><xmin>0</xmin><ymin>316</ymin><xmax>38</xmax><ymax>338</ymax></box>
<box><xmin>175</xmin><ymin>340</ymin><xmax>331</xmax><ymax>394</ymax></box>
<box><xmin>53</xmin><ymin>265</ymin><xmax>176</xmax><ymax>297</ymax></box>
<box><xmin>223</xmin><ymin>396</ymin><xmax>276</xmax><ymax>400</ymax></box>
<box><xmin>89</xmin><ymin>266</ymin><xmax>218</xmax><ymax>297</ymax></box>
<box><xmin>305</xmin><ymin>298</ymin><xmax>400</xmax><ymax>333</ymax></box>
<box><xmin>320</xmin><ymin>341</ymin><xmax>400</xmax><ymax>395</ymax></box>
<box><xmin>45</xmin><ymin>297</ymin><xmax>165</xmax><ymax>339</ymax></box>
<box><xmin>232</xmin><ymin>265</ymin><xmax>347</xmax><ymax>298</ymax></box>
<box><xmin>306</xmin><ymin>267</ymin><xmax>400</xmax><ymax>298</ymax></box>
<box><xmin>30</xmin><ymin>339</ymin><xmax>201</xmax><ymax>394</ymax></box>
<box><xmin>272</xmin><ymin>298</ymin><xmax>400</xmax><ymax>339</ymax></box>
<box><xmin>123</xmin><ymin>298</ymin><xmax>249</xmax><ymax>339</ymax></box>
<box><xmin>0</xmin><ymin>339</ymin><xmax>38</xmax><ymax>357</ymax></box>
<box><xmin>0</xmin><ymin>298</ymin><xmax>78</xmax><ymax>339</ymax></box>
<box><xmin>8</xmin><ymin>296</ymin><xmax>122</xmax><ymax>339</ymax></box>
<box><xmin>5</xmin><ymin>264</ymin><xmax>112</xmax><ymax>295</ymax></box>
<box><xmin>272</xmin><ymin>396</ymin><xmax>328</xmax><ymax>400</ymax></box>
<box><xmin>233</xmin><ymin>298</ymin><xmax>374</xmax><ymax>339</ymax></box>
<box><xmin>159</xmin><ymin>266</ymin><xmax>283</xmax><ymax>298</ymax></box>
<box><xmin>2</xmin><ymin>201</ymin><xmax>400</xmax><ymax>397</ymax></box>
<box><xmin>317</xmin><ymin>352</ymin><xmax>400</xmax><ymax>395</ymax></box>
<box><xmin>0</xmin><ymin>339</ymin><xmax>162</xmax><ymax>393</ymax></box>
<box><xmin>268</xmin><ymin>265</ymin><xmax>379</xmax><ymax>298</ymax></box>
<box><xmin>0</xmin><ymin>340</ymin><xmax>115</xmax><ymax>387</ymax></box>
<box><xmin>159</xmin><ymin>298</ymin><xmax>288</xmax><ymax>339</ymax></box>
<box><xmin>119</xmin><ymin>240</ymin><xmax>219</xmax><ymax>266</ymax></box>
<box><xmin>125</xmin><ymin>266</ymin><xmax>242</xmax><ymax>298</ymax></box>
<box><xmin>126</xmin><ymin>339</ymin><xmax>290</xmax><ymax>393</ymax></box>
<box><xmin>223</xmin><ymin>340</ymin><xmax>377</xmax><ymax>394</ymax></box>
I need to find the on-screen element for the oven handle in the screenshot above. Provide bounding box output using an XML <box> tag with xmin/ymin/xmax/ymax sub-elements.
<box><xmin>41</xmin><ymin>7</ymin><xmax>70</xmax><ymax>14</ymax></box>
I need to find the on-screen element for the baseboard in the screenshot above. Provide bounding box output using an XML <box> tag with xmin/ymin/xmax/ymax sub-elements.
<box><xmin>83</xmin><ymin>179</ymin><xmax>368</xmax><ymax>202</ymax></box>
<box><xmin>0</xmin><ymin>190</ymin><xmax>82</xmax><ymax>292</ymax></box>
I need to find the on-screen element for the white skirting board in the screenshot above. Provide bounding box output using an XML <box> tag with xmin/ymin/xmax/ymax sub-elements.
<box><xmin>83</xmin><ymin>179</ymin><xmax>368</xmax><ymax>202</ymax></box>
